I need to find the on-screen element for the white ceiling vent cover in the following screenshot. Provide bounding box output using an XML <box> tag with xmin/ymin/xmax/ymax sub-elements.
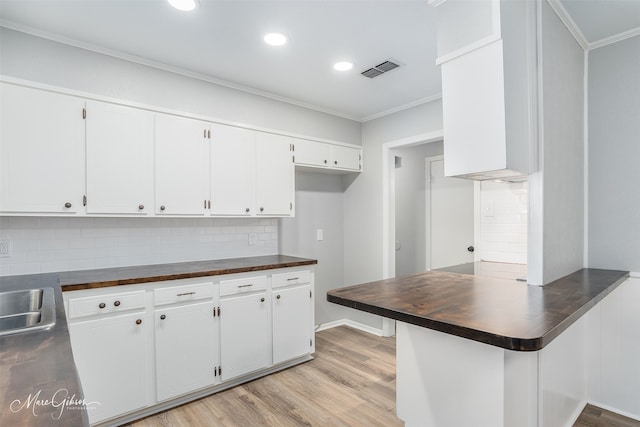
<box><xmin>361</xmin><ymin>59</ymin><xmax>401</xmax><ymax>78</ymax></box>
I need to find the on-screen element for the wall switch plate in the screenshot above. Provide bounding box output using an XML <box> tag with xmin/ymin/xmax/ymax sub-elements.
<box><xmin>316</xmin><ymin>229</ymin><xmax>324</xmax><ymax>241</ymax></box>
<box><xmin>248</xmin><ymin>233</ymin><xmax>257</xmax><ymax>246</ymax></box>
<box><xmin>0</xmin><ymin>239</ymin><xmax>10</xmax><ymax>257</ymax></box>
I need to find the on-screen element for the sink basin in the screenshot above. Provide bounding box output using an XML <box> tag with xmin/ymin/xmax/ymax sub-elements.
<box><xmin>0</xmin><ymin>288</ymin><xmax>56</xmax><ymax>336</ymax></box>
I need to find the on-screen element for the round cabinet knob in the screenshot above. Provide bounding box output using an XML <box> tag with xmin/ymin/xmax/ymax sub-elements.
<box><xmin>160</xmin><ymin>314</ymin><xmax>166</xmax><ymax>320</ymax></box>
<box><xmin>64</xmin><ymin>202</ymin><xmax>72</xmax><ymax>208</ymax></box>
<box><xmin>136</xmin><ymin>319</ymin><xmax>142</xmax><ymax>325</ymax></box>
<box><xmin>260</xmin><ymin>207</ymin><xmax>264</xmax><ymax>212</ymax></box>
<box><xmin>114</xmin><ymin>300</ymin><xmax>121</xmax><ymax>307</ymax></box>
<box><xmin>160</xmin><ymin>205</ymin><xmax>166</xmax><ymax>211</ymax></box>
<box><xmin>260</xmin><ymin>297</ymin><xmax>265</xmax><ymax>303</ymax></box>
<box><xmin>98</xmin><ymin>302</ymin><xmax>106</xmax><ymax>309</ymax></box>
<box><xmin>324</xmin><ymin>160</ymin><xmax>328</xmax><ymax>164</ymax></box>
<box><xmin>138</xmin><ymin>204</ymin><xmax>144</xmax><ymax>210</ymax></box>
<box><xmin>467</xmin><ymin>246</ymin><xmax>475</xmax><ymax>253</ymax></box>
<box><xmin>276</xmin><ymin>294</ymin><xmax>281</xmax><ymax>300</ymax></box>
<box><xmin>334</xmin><ymin>160</ymin><xmax>338</xmax><ymax>165</ymax></box>
<box><xmin>245</xmin><ymin>208</ymin><xmax>250</xmax><ymax>213</ymax></box>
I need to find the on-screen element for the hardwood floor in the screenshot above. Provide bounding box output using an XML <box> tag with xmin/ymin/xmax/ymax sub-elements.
<box><xmin>573</xmin><ymin>404</ymin><xmax>640</xmax><ymax>427</ymax></box>
<box><xmin>129</xmin><ymin>326</ymin><xmax>639</xmax><ymax>427</ymax></box>
<box><xmin>129</xmin><ymin>326</ymin><xmax>402</xmax><ymax>427</ymax></box>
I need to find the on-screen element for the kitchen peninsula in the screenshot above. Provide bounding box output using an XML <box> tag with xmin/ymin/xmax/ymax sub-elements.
<box><xmin>327</xmin><ymin>267</ymin><xmax>628</xmax><ymax>427</ymax></box>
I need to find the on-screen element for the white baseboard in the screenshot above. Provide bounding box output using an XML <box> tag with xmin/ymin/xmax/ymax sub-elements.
<box><xmin>316</xmin><ymin>319</ymin><xmax>385</xmax><ymax>337</ymax></box>
<box><xmin>587</xmin><ymin>400</ymin><xmax>640</xmax><ymax>422</ymax></box>
<box><xmin>563</xmin><ymin>399</ymin><xmax>588</xmax><ymax>427</ymax></box>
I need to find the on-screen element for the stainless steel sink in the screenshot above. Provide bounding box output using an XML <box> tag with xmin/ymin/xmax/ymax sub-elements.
<box><xmin>0</xmin><ymin>288</ymin><xmax>56</xmax><ymax>336</ymax></box>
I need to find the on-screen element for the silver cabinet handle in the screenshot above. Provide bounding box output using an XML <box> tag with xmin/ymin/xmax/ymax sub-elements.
<box><xmin>99</xmin><ymin>302</ymin><xmax>106</xmax><ymax>309</ymax></box>
<box><xmin>160</xmin><ymin>314</ymin><xmax>166</xmax><ymax>320</ymax></box>
<box><xmin>160</xmin><ymin>205</ymin><xmax>166</xmax><ymax>211</ymax></box>
<box><xmin>136</xmin><ymin>319</ymin><xmax>142</xmax><ymax>325</ymax></box>
<box><xmin>176</xmin><ymin>292</ymin><xmax>196</xmax><ymax>296</ymax></box>
<box><xmin>260</xmin><ymin>297</ymin><xmax>265</xmax><ymax>303</ymax></box>
<box><xmin>286</xmin><ymin>277</ymin><xmax>299</xmax><ymax>281</ymax></box>
<box><xmin>64</xmin><ymin>202</ymin><xmax>72</xmax><ymax>208</ymax></box>
<box><xmin>245</xmin><ymin>208</ymin><xmax>250</xmax><ymax>213</ymax></box>
<box><xmin>237</xmin><ymin>284</ymin><xmax>253</xmax><ymax>288</ymax></box>
<box><xmin>276</xmin><ymin>294</ymin><xmax>281</xmax><ymax>300</ymax></box>
<box><xmin>260</xmin><ymin>207</ymin><xmax>264</xmax><ymax>212</ymax></box>
<box><xmin>138</xmin><ymin>204</ymin><xmax>144</xmax><ymax>210</ymax></box>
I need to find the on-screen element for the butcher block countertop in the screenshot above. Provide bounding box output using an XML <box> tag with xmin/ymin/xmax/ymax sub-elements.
<box><xmin>327</xmin><ymin>268</ymin><xmax>628</xmax><ymax>351</ymax></box>
<box><xmin>0</xmin><ymin>255</ymin><xmax>316</xmax><ymax>427</ymax></box>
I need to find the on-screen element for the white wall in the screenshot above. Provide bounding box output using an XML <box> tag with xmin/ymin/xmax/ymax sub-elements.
<box><xmin>588</xmin><ymin>35</ymin><xmax>640</xmax><ymax>272</ymax></box>
<box><xmin>279</xmin><ymin>172</ymin><xmax>347</xmax><ymax>327</ymax></box>
<box><xmin>0</xmin><ymin>28</ymin><xmax>361</xmax><ymax>144</ymax></box>
<box><xmin>478</xmin><ymin>181</ymin><xmax>528</xmax><ymax>265</ymax></box>
<box><xmin>344</xmin><ymin>101</ymin><xmax>444</xmax><ymax>329</ymax></box>
<box><xmin>0</xmin><ymin>27</ymin><xmax>363</xmax><ymax>279</ymax></box>
<box><xmin>539</xmin><ymin>2</ymin><xmax>585</xmax><ymax>284</ymax></box>
<box><xmin>0</xmin><ymin>217</ymin><xmax>277</xmax><ymax>276</ymax></box>
<box><xmin>393</xmin><ymin>142</ymin><xmax>444</xmax><ymax>277</ymax></box>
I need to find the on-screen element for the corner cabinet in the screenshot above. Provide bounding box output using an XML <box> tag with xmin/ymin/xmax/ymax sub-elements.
<box><xmin>63</xmin><ymin>264</ymin><xmax>315</xmax><ymax>426</ymax></box>
<box><xmin>0</xmin><ymin>83</ymin><xmax>85</xmax><ymax>214</ymax></box>
<box><xmin>293</xmin><ymin>138</ymin><xmax>362</xmax><ymax>173</ymax></box>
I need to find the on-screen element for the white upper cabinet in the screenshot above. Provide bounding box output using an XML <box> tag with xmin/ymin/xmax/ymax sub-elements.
<box><xmin>209</xmin><ymin>124</ymin><xmax>256</xmax><ymax>216</ymax></box>
<box><xmin>0</xmin><ymin>83</ymin><xmax>85</xmax><ymax>214</ymax></box>
<box><xmin>331</xmin><ymin>145</ymin><xmax>361</xmax><ymax>171</ymax></box>
<box><xmin>294</xmin><ymin>139</ymin><xmax>362</xmax><ymax>173</ymax></box>
<box><xmin>86</xmin><ymin>101</ymin><xmax>154</xmax><ymax>214</ymax></box>
<box><xmin>436</xmin><ymin>0</ymin><xmax>536</xmax><ymax>180</ymax></box>
<box><xmin>255</xmin><ymin>133</ymin><xmax>294</xmax><ymax>216</ymax></box>
<box><xmin>155</xmin><ymin>114</ymin><xmax>209</xmax><ymax>215</ymax></box>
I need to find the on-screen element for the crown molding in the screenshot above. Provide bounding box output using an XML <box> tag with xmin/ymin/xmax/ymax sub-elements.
<box><xmin>545</xmin><ymin>0</ymin><xmax>589</xmax><ymax>50</ymax></box>
<box><xmin>0</xmin><ymin>20</ymin><xmax>363</xmax><ymax>122</ymax></box>
<box><xmin>588</xmin><ymin>26</ymin><xmax>640</xmax><ymax>51</ymax></box>
<box><xmin>361</xmin><ymin>93</ymin><xmax>442</xmax><ymax>122</ymax></box>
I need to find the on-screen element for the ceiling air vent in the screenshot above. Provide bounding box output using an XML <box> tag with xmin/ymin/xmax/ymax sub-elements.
<box><xmin>361</xmin><ymin>59</ymin><xmax>401</xmax><ymax>78</ymax></box>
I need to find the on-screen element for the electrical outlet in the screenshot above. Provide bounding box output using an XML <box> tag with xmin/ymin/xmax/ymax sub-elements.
<box><xmin>248</xmin><ymin>233</ymin><xmax>257</xmax><ymax>246</ymax></box>
<box><xmin>0</xmin><ymin>239</ymin><xmax>10</xmax><ymax>257</ymax></box>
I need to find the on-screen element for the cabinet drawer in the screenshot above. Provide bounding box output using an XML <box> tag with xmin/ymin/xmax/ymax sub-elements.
<box><xmin>68</xmin><ymin>290</ymin><xmax>146</xmax><ymax>319</ymax></box>
<box><xmin>154</xmin><ymin>281</ymin><xmax>214</xmax><ymax>306</ymax></box>
<box><xmin>272</xmin><ymin>270</ymin><xmax>310</xmax><ymax>288</ymax></box>
<box><xmin>220</xmin><ymin>275</ymin><xmax>267</xmax><ymax>297</ymax></box>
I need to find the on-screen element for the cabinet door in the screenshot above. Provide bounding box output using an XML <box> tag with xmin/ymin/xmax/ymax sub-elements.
<box><xmin>220</xmin><ymin>292</ymin><xmax>271</xmax><ymax>381</ymax></box>
<box><xmin>68</xmin><ymin>312</ymin><xmax>148</xmax><ymax>424</ymax></box>
<box><xmin>272</xmin><ymin>285</ymin><xmax>312</xmax><ymax>364</ymax></box>
<box><xmin>155</xmin><ymin>301</ymin><xmax>218</xmax><ymax>401</ymax></box>
<box><xmin>255</xmin><ymin>133</ymin><xmax>294</xmax><ymax>216</ymax></box>
<box><xmin>155</xmin><ymin>114</ymin><xmax>209</xmax><ymax>215</ymax></box>
<box><xmin>0</xmin><ymin>83</ymin><xmax>85</xmax><ymax>213</ymax></box>
<box><xmin>294</xmin><ymin>139</ymin><xmax>330</xmax><ymax>168</ymax></box>
<box><xmin>86</xmin><ymin>101</ymin><xmax>154</xmax><ymax>214</ymax></box>
<box><xmin>331</xmin><ymin>145</ymin><xmax>362</xmax><ymax>171</ymax></box>
<box><xmin>210</xmin><ymin>124</ymin><xmax>255</xmax><ymax>216</ymax></box>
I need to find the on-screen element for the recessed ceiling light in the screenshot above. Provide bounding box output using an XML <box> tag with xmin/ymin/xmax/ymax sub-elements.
<box><xmin>333</xmin><ymin>62</ymin><xmax>353</xmax><ymax>72</ymax></box>
<box><xmin>168</xmin><ymin>0</ymin><xmax>198</xmax><ymax>11</ymax></box>
<box><xmin>264</xmin><ymin>33</ymin><xmax>288</xmax><ymax>46</ymax></box>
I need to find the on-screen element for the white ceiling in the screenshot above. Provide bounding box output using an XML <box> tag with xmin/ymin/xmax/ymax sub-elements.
<box><xmin>1</xmin><ymin>1</ymin><xmax>638</xmax><ymax>122</ymax></box>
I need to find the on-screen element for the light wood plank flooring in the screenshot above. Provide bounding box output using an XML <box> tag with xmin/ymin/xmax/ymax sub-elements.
<box><xmin>129</xmin><ymin>326</ymin><xmax>639</xmax><ymax>427</ymax></box>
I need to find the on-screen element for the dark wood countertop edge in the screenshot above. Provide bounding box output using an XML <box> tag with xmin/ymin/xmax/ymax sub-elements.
<box><xmin>327</xmin><ymin>269</ymin><xmax>630</xmax><ymax>352</ymax></box>
<box><xmin>60</xmin><ymin>259</ymin><xmax>318</xmax><ymax>291</ymax></box>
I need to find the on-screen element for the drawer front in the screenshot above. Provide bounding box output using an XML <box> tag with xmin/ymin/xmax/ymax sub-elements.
<box><xmin>220</xmin><ymin>275</ymin><xmax>267</xmax><ymax>297</ymax></box>
<box><xmin>271</xmin><ymin>270</ymin><xmax>311</xmax><ymax>288</ymax></box>
<box><xmin>68</xmin><ymin>290</ymin><xmax>146</xmax><ymax>319</ymax></box>
<box><xmin>154</xmin><ymin>281</ymin><xmax>214</xmax><ymax>306</ymax></box>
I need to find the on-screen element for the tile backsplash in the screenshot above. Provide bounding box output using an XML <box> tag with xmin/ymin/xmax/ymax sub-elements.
<box><xmin>0</xmin><ymin>216</ymin><xmax>278</xmax><ymax>276</ymax></box>
<box><xmin>478</xmin><ymin>181</ymin><xmax>528</xmax><ymax>265</ymax></box>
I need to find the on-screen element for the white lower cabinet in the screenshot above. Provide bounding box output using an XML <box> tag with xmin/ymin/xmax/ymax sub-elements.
<box><xmin>273</xmin><ymin>284</ymin><xmax>312</xmax><ymax>364</ymax></box>
<box><xmin>64</xmin><ymin>266</ymin><xmax>314</xmax><ymax>425</ymax></box>
<box><xmin>220</xmin><ymin>291</ymin><xmax>271</xmax><ymax>381</ymax></box>
<box><xmin>155</xmin><ymin>300</ymin><xmax>219</xmax><ymax>402</ymax></box>
<box><xmin>68</xmin><ymin>311</ymin><xmax>149</xmax><ymax>424</ymax></box>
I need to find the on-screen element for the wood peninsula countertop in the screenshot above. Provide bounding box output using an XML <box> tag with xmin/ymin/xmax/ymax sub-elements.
<box><xmin>327</xmin><ymin>268</ymin><xmax>628</xmax><ymax>351</ymax></box>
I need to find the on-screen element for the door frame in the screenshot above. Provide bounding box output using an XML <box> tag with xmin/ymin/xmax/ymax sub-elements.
<box><xmin>382</xmin><ymin>131</ymin><xmax>444</xmax><ymax>281</ymax></box>
<box><xmin>424</xmin><ymin>155</ymin><xmax>444</xmax><ymax>272</ymax></box>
